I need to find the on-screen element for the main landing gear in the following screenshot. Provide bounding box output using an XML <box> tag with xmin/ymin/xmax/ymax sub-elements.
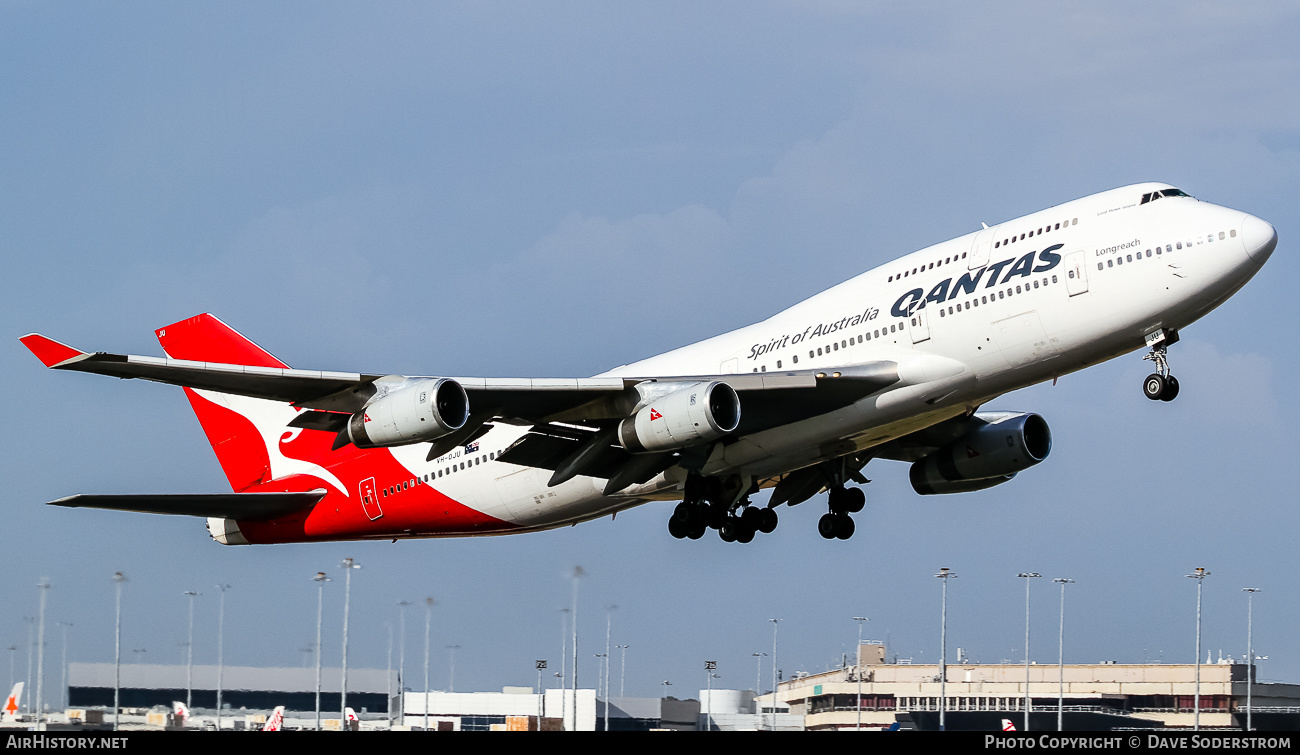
<box><xmin>667</xmin><ymin>474</ymin><xmax>778</xmax><ymax>544</ymax></box>
<box><xmin>1142</xmin><ymin>329</ymin><xmax>1180</xmax><ymax>402</ymax></box>
<box><xmin>818</xmin><ymin>485</ymin><xmax>864</xmax><ymax>540</ymax></box>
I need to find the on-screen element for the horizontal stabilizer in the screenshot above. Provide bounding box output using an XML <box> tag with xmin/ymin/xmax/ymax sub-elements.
<box><xmin>48</xmin><ymin>490</ymin><xmax>327</xmax><ymax>520</ymax></box>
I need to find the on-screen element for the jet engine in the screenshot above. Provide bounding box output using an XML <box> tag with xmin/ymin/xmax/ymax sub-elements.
<box><xmin>347</xmin><ymin>378</ymin><xmax>469</xmax><ymax>449</ymax></box>
<box><xmin>909</xmin><ymin>412</ymin><xmax>1051</xmax><ymax>495</ymax></box>
<box><xmin>617</xmin><ymin>381</ymin><xmax>740</xmax><ymax>453</ymax></box>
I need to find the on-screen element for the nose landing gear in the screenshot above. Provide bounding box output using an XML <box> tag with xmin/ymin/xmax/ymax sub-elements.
<box><xmin>1142</xmin><ymin>329</ymin><xmax>1180</xmax><ymax>402</ymax></box>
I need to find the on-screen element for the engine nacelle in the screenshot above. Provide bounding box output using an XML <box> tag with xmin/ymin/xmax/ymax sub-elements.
<box><xmin>617</xmin><ymin>381</ymin><xmax>740</xmax><ymax>453</ymax></box>
<box><xmin>347</xmin><ymin>378</ymin><xmax>469</xmax><ymax>449</ymax></box>
<box><xmin>909</xmin><ymin>412</ymin><xmax>1051</xmax><ymax>495</ymax></box>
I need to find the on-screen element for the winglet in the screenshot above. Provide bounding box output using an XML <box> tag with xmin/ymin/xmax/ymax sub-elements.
<box><xmin>19</xmin><ymin>334</ymin><xmax>88</xmax><ymax>368</ymax></box>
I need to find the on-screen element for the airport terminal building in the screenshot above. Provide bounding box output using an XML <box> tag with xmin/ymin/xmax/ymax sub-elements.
<box><xmin>760</xmin><ymin>644</ymin><xmax>1300</xmax><ymax>731</ymax></box>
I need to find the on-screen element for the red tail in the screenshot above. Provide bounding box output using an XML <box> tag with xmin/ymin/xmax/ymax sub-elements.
<box><xmin>156</xmin><ymin>314</ymin><xmax>292</xmax><ymax>492</ymax></box>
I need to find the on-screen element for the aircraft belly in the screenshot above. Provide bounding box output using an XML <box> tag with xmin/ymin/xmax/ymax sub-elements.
<box><xmin>705</xmin><ymin>372</ymin><xmax>977</xmax><ymax>477</ymax></box>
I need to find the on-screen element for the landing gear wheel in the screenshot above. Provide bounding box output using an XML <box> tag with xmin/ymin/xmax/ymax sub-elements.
<box><xmin>818</xmin><ymin>513</ymin><xmax>839</xmax><ymax>540</ymax></box>
<box><xmin>842</xmin><ymin>487</ymin><xmax>865</xmax><ymax>514</ymax></box>
<box><xmin>1143</xmin><ymin>373</ymin><xmax>1167</xmax><ymax>401</ymax></box>
<box><xmin>757</xmin><ymin>507</ymin><xmax>778</xmax><ymax>534</ymax></box>
<box><xmin>835</xmin><ymin>513</ymin><xmax>855</xmax><ymax>540</ymax></box>
<box><xmin>668</xmin><ymin>517</ymin><xmax>688</xmax><ymax>539</ymax></box>
<box><xmin>1160</xmin><ymin>375</ymin><xmax>1180</xmax><ymax>402</ymax></box>
<box><xmin>719</xmin><ymin>523</ymin><xmax>737</xmax><ymax>543</ymax></box>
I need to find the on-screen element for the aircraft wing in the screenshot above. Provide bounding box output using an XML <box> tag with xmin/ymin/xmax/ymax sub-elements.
<box><xmin>20</xmin><ymin>333</ymin><xmax>899</xmax><ymax>426</ymax></box>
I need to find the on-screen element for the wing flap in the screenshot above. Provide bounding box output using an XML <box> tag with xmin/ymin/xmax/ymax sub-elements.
<box><xmin>48</xmin><ymin>491</ymin><xmax>326</xmax><ymax>520</ymax></box>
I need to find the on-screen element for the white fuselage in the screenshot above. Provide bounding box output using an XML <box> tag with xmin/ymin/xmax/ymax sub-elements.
<box><xmin>388</xmin><ymin>183</ymin><xmax>1276</xmax><ymax>533</ymax></box>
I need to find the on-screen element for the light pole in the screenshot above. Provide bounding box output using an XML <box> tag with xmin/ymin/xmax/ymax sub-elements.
<box><xmin>56</xmin><ymin>623</ymin><xmax>71</xmax><ymax>712</ymax></box>
<box><xmin>397</xmin><ymin>600</ymin><xmax>411</xmax><ymax>726</ymax></box>
<box><xmin>535</xmin><ymin>660</ymin><xmax>547</xmax><ymax>730</ymax></box>
<box><xmin>1243</xmin><ymin>587</ymin><xmax>1261</xmax><ymax>732</ymax></box>
<box><xmin>1018</xmin><ymin>572</ymin><xmax>1041</xmax><ymax>731</ymax></box>
<box><xmin>215</xmin><ymin>583</ymin><xmax>230</xmax><ymax>731</ymax></box>
<box><xmin>424</xmin><ymin>597</ymin><xmax>433</xmax><ymax>732</ymax></box>
<box><xmin>617</xmin><ymin>644</ymin><xmax>629</xmax><ymax>698</ymax></box>
<box><xmin>595</xmin><ymin>653</ymin><xmax>607</xmax><ymax>729</ymax></box>
<box><xmin>35</xmin><ymin>579</ymin><xmax>50</xmax><ymax>726</ymax></box>
<box><xmin>312</xmin><ymin>572</ymin><xmax>329</xmax><ymax>731</ymax></box>
<box><xmin>853</xmin><ymin>616</ymin><xmax>870</xmax><ymax>730</ymax></box>
<box><xmin>604</xmin><ymin>604</ymin><xmax>615</xmax><ymax>733</ymax></box>
<box><xmin>768</xmin><ymin>618</ymin><xmax>780</xmax><ymax>731</ymax></box>
<box><xmin>340</xmin><ymin>558</ymin><xmax>360</xmax><ymax>729</ymax></box>
<box><xmin>569</xmin><ymin>566</ymin><xmax>584</xmax><ymax>731</ymax></box>
<box><xmin>935</xmin><ymin>568</ymin><xmax>956</xmax><ymax>731</ymax></box>
<box><xmin>752</xmin><ymin>652</ymin><xmax>767</xmax><ymax>707</ymax></box>
<box><xmin>183</xmin><ymin>591</ymin><xmax>198</xmax><ymax>712</ymax></box>
<box><xmin>1053</xmin><ymin>578</ymin><xmax>1074</xmax><ymax>731</ymax></box>
<box><xmin>704</xmin><ymin>662</ymin><xmax>717</xmax><ymax>732</ymax></box>
<box><xmin>1186</xmin><ymin>567</ymin><xmax>1210</xmax><ymax>731</ymax></box>
<box><xmin>558</xmin><ymin>608</ymin><xmax>570</xmax><ymax>727</ymax></box>
<box><xmin>111</xmin><ymin>572</ymin><xmax>126</xmax><ymax>732</ymax></box>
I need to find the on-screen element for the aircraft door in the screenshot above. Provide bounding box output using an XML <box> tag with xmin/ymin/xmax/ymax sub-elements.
<box><xmin>1064</xmin><ymin>251</ymin><xmax>1089</xmax><ymax>296</ymax></box>
<box><xmin>968</xmin><ymin>227</ymin><xmax>995</xmax><ymax>270</ymax></box>
<box><xmin>909</xmin><ymin>304</ymin><xmax>931</xmax><ymax>344</ymax></box>
<box><xmin>359</xmin><ymin>477</ymin><xmax>383</xmax><ymax>521</ymax></box>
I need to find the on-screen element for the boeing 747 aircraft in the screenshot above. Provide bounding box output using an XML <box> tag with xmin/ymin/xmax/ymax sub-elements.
<box><xmin>21</xmin><ymin>183</ymin><xmax>1277</xmax><ymax>545</ymax></box>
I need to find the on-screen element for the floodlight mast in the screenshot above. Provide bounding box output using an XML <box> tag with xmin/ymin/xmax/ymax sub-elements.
<box><xmin>1052</xmin><ymin>578</ymin><xmax>1074</xmax><ymax>731</ymax></box>
<box><xmin>1186</xmin><ymin>568</ymin><xmax>1210</xmax><ymax>732</ymax></box>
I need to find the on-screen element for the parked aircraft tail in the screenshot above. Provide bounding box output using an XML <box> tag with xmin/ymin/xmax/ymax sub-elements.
<box><xmin>3</xmin><ymin>683</ymin><xmax>22</xmax><ymax>721</ymax></box>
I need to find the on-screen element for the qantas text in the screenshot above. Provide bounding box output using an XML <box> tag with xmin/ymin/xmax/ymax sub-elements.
<box><xmin>891</xmin><ymin>244</ymin><xmax>1064</xmax><ymax>318</ymax></box>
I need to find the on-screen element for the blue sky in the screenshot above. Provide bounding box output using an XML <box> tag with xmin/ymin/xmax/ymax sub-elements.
<box><xmin>3</xmin><ymin>1</ymin><xmax>1299</xmax><ymax>705</ymax></box>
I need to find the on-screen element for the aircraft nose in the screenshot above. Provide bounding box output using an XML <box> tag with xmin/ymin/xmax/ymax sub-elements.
<box><xmin>1241</xmin><ymin>214</ymin><xmax>1277</xmax><ymax>264</ymax></box>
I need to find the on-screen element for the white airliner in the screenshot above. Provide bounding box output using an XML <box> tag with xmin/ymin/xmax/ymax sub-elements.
<box><xmin>21</xmin><ymin>183</ymin><xmax>1276</xmax><ymax>544</ymax></box>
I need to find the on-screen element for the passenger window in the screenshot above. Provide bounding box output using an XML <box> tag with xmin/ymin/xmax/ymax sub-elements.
<box><xmin>1127</xmin><ymin>254</ymin><xmax>1132</xmax><ymax>262</ymax></box>
<box><xmin>940</xmin><ymin>309</ymin><xmax>946</xmax><ymax>318</ymax></box>
<box><xmin>1230</xmin><ymin>229</ymin><xmax>1237</xmax><ymax>238</ymax></box>
<box><xmin>1107</xmin><ymin>259</ymin><xmax>1113</xmax><ymax>267</ymax></box>
<box><xmin>793</xmin><ymin>355</ymin><xmax>799</xmax><ymax>363</ymax></box>
<box><xmin>1176</xmin><ymin>242</ymin><xmax>1182</xmax><ymax>250</ymax></box>
<box><xmin>1051</xmin><ymin>275</ymin><xmax>1057</xmax><ymax>283</ymax></box>
<box><xmin>1219</xmin><ymin>231</ymin><xmax>1225</xmax><ymax>240</ymax></box>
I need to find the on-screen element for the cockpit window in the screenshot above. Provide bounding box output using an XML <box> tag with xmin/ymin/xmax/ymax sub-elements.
<box><xmin>1141</xmin><ymin>188</ymin><xmax>1192</xmax><ymax>204</ymax></box>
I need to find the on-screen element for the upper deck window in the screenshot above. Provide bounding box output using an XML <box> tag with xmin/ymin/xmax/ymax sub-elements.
<box><xmin>1140</xmin><ymin>188</ymin><xmax>1192</xmax><ymax>204</ymax></box>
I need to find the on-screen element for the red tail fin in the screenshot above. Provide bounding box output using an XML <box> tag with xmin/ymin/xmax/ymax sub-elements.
<box><xmin>157</xmin><ymin>314</ymin><xmax>290</xmax><ymax>492</ymax></box>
